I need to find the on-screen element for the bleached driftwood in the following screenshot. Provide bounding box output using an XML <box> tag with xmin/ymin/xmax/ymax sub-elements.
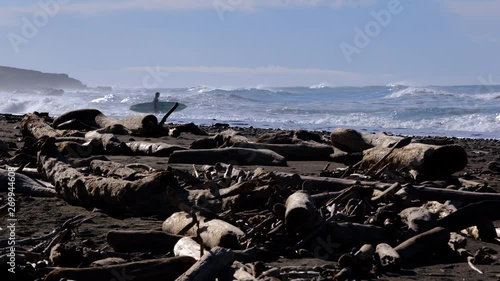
<box><xmin>89</xmin><ymin>160</ymin><xmax>142</xmax><ymax>180</ymax></box>
<box><xmin>174</xmin><ymin>237</ymin><xmax>204</xmax><ymax>260</ymax></box>
<box><xmin>375</xmin><ymin>243</ymin><xmax>400</xmax><ymax>271</ymax></box>
<box><xmin>162</xmin><ymin>211</ymin><xmax>244</xmax><ymax>249</ymax></box>
<box><xmin>37</xmin><ymin>138</ymin><xmax>179</xmax><ymax>216</ymax></box>
<box><xmin>231</xmin><ymin>142</ymin><xmax>334</xmax><ymax>161</ymax></box>
<box><xmin>399</xmin><ymin>207</ymin><xmax>436</xmax><ymax>235</ymax></box>
<box><xmin>22</xmin><ymin>113</ymin><xmax>64</xmax><ymax>139</ymax></box>
<box><xmin>126</xmin><ymin>141</ymin><xmax>187</xmax><ymax>157</ymax></box>
<box><xmin>361</xmin><ymin>143</ymin><xmax>467</xmax><ymax>179</ymax></box>
<box><xmin>85</xmin><ymin>131</ymin><xmax>123</xmax><ymax>154</ymax></box>
<box><xmin>0</xmin><ymin>168</ymin><xmax>56</xmax><ymax>197</ymax></box>
<box><xmin>168</xmin><ymin>148</ymin><xmax>287</xmax><ymax>166</ymax></box>
<box><xmin>284</xmin><ymin>191</ymin><xmax>315</xmax><ymax>233</ymax></box>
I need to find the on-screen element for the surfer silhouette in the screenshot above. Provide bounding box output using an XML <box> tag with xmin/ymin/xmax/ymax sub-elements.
<box><xmin>153</xmin><ymin>92</ymin><xmax>160</xmax><ymax>113</ymax></box>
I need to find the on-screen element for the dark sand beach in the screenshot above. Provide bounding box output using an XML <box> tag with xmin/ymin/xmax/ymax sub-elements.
<box><xmin>1</xmin><ymin>112</ymin><xmax>500</xmax><ymax>280</ymax></box>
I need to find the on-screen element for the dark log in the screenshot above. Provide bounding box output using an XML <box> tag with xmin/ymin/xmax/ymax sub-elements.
<box><xmin>190</xmin><ymin>130</ymin><xmax>248</xmax><ymax>149</ymax></box>
<box><xmin>106</xmin><ymin>230</ymin><xmax>184</xmax><ymax>253</ymax></box>
<box><xmin>394</xmin><ymin>226</ymin><xmax>450</xmax><ymax>265</ymax></box>
<box><xmin>0</xmin><ymin>168</ymin><xmax>57</xmax><ymax>197</ymax></box>
<box><xmin>330</xmin><ymin>222</ymin><xmax>392</xmax><ymax>246</ymax></box>
<box><xmin>330</xmin><ymin>128</ymin><xmax>404</xmax><ymax>153</ymax></box>
<box><xmin>52</xmin><ymin>109</ymin><xmax>162</xmax><ymax>136</ymax></box>
<box><xmin>271</xmin><ymin>172</ymin><xmax>393</xmax><ymax>191</ymax></box>
<box><xmin>159</xmin><ymin>102</ymin><xmax>179</xmax><ymax>126</ymax></box>
<box><xmin>126</xmin><ymin>141</ymin><xmax>187</xmax><ymax>157</ymax></box>
<box><xmin>95</xmin><ymin>124</ymin><xmax>131</xmax><ymax>135</ymax></box>
<box><xmin>285</xmin><ymin>191</ymin><xmax>315</xmax><ymax>234</ymax></box>
<box><xmin>170</xmin><ymin>123</ymin><xmax>209</xmax><ymax>137</ymax></box>
<box><xmin>437</xmin><ymin>201</ymin><xmax>500</xmax><ymax>237</ymax></box>
<box><xmin>231</xmin><ymin>142</ymin><xmax>334</xmax><ymax>161</ymax></box>
<box><xmin>175</xmin><ymin>247</ymin><xmax>235</xmax><ymax>281</ymax></box>
<box><xmin>404</xmin><ymin>185</ymin><xmax>500</xmax><ymax>203</ymax></box>
<box><xmin>44</xmin><ymin>256</ymin><xmax>195</xmax><ymax>281</ymax></box>
<box><xmin>37</xmin><ymin>138</ymin><xmax>180</xmax><ymax>216</ymax></box>
<box><xmin>362</xmin><ymin>143</ymin><xmax>467</xmax><ymax>179</ymax></box>
<box><xmin>168</xmin><ymin>148</ymin><xmax>287</xmax><ymax>166</ymax></box>
<box><xmin>162</xmin><ymin>211</ymin><xmax>244</xmax><ymax>249</ymax></box>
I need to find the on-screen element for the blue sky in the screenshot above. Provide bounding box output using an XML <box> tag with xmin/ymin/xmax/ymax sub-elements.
<box><xmin>1</xmin><ymin>0</ymin><xmax>499</xmax><ymax>88</ymax></box>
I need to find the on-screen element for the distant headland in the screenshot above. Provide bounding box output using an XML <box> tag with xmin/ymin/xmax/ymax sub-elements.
<box><xmin>0</xmin><ymin>65</ymin><xmax>86</xmax><ymax>91</ymax></box>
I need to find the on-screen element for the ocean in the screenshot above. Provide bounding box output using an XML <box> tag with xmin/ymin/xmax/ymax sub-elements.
<box><xmin>2</xmin><ymin>84</ymin><xmax>499</xmax><ymax>139</ymax></box>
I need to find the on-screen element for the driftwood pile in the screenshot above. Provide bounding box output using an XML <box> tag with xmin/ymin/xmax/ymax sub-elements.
<box><xmin>1</xmin><ymin>110</ymin><xmax>499</xmax><ymax>280</ymax></box>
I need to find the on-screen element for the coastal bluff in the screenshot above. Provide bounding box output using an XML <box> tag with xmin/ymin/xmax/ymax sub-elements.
<box><xmin>0</xmin><ymin>65</ymin><xmax>85</xmax><ymax>91</ymax></box>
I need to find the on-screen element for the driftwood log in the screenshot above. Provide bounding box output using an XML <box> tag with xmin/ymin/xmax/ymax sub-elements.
<box><xmin>89</xmin><ymin>160</ymin><xmax>142</xmax><ymax>180</ymax></box>
<box><xmin>52</xmin><ymin>109</ymin><xmax>161</xmax><ymax>136</ymax></box>
<box><xmin>162</xmin><ymin>211</ymin><xmax>244</xmax><ymax>249</ymax></box>
<box><xmin>22</xmin><ymin>113</ymin><xmax>64</xmax><ymax>139</ymax></box>
<box><xmin>84</xmin><ymin>131</ymin><xmax>124</xmax><ymax>154</ymax></box>
<box><xmin>284</xmin><ymin>191</ymin><xmax>315</xmax><ymax>233</ymax></box>
<box><xmin>375</xmin><ymin>243</ymin><xmax>400</xmax><ymax>270</ymax></box>
<box><xmin>361</xmin><ymin>143</ymin><xmax>467</xmax><ymax>179</ymax></box>
<box><xmin>37</xmin><ymin>138</ymin><xmax>179</xmax><ymax>216</ymax></box>
<box><xmin>404</xmin><ymin>185</ymin><xmax>500</xmax><ymax>203</ymax></box>
<box><xmin>44</xmin><ymin>256</ymin><xmax>195</xmax><ymax>281</ymax></box>
<box><xmin>126</xmin><ymin>141</ymin><xmax>187</xmax><ymax>157</ymax></box>
<box><xmin>394</xmin><ymin>226</ymin><xmax>450</xmax><ymax>265</ymax></box>
<box><xmin>437</xmin><ymin>201</ymin><xmax>500</xmax><ymax>240</ymax></box>
<box><xmin>168</xmin><ymin>148</ymin><xmax>287</xmax><ymax>166</ymax></box>
<box><xmin>174</xmin><ymin>237</ymin><xmax>204</xmax><ymax>260</ymax></box>
<box><xmin>175</xmin><ymin>247</ymin><xmax>235</xmax><ymax>281</ymax></box>
<box><xmin>399</xmin><ymin>207</ymin><xmax>436</xmax><ymax>235</ymax></box>
<box><xmin>330</xmin><ymin>128</ymin><xmax>403</xmax><ymax>153</ymax></box>
<box><xmin>0</xmin><ymin>168</ymin><xmax>56</xmax><ymax>197</ymax></box>
<box><xmin>231</xmin><ymin>142</ymin><xmax>334</xmax><ymax>161</ymax></box>
<box><xmin>106</xmin><ymin>230</ymin><xmax>184</xmax><ymax>253</ymax></box>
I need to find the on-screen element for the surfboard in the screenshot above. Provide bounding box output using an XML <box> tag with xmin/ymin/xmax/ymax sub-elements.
<box><xmin>129</xmin><ymin>101</ymin><xmax>187</xmax><ymax>113</ymax></box>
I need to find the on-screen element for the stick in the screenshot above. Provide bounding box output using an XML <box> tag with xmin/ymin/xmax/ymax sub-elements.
<box><xmin>159</xmin><ymin>102</ymin><xmax>179</xmax><ymax>126</ymax></box>
<box><xmin>365</xmin><ymin>137</ymin><xmax>412</xmax><ymax>175</ymax></box>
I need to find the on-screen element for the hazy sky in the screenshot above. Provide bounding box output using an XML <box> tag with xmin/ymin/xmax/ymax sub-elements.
<box><xmin>1</xmin><ymin>0</ymin><xmax>499</xmax><ymax>88</ymax></box>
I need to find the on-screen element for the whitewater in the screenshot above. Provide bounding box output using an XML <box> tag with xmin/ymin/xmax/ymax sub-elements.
<box><xmin>1</xmin><ymin>84</ymin><xmax>499</xmax><ymax>139</ymax></box>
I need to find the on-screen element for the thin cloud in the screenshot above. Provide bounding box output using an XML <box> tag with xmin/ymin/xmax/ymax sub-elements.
<box><xmin>442</xmin><ymin>0</ymin><xmax>500</xmax><ymax>21</ymax></box>
<box><xmin>0</xmin><ymin>0</ymin><xmax>378</xmax><ymax>26</ymax></box>
<box><xmin>125</xmin><ymin>65</ymin><xmax>357</xmax><ymax>76</ymax></box>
